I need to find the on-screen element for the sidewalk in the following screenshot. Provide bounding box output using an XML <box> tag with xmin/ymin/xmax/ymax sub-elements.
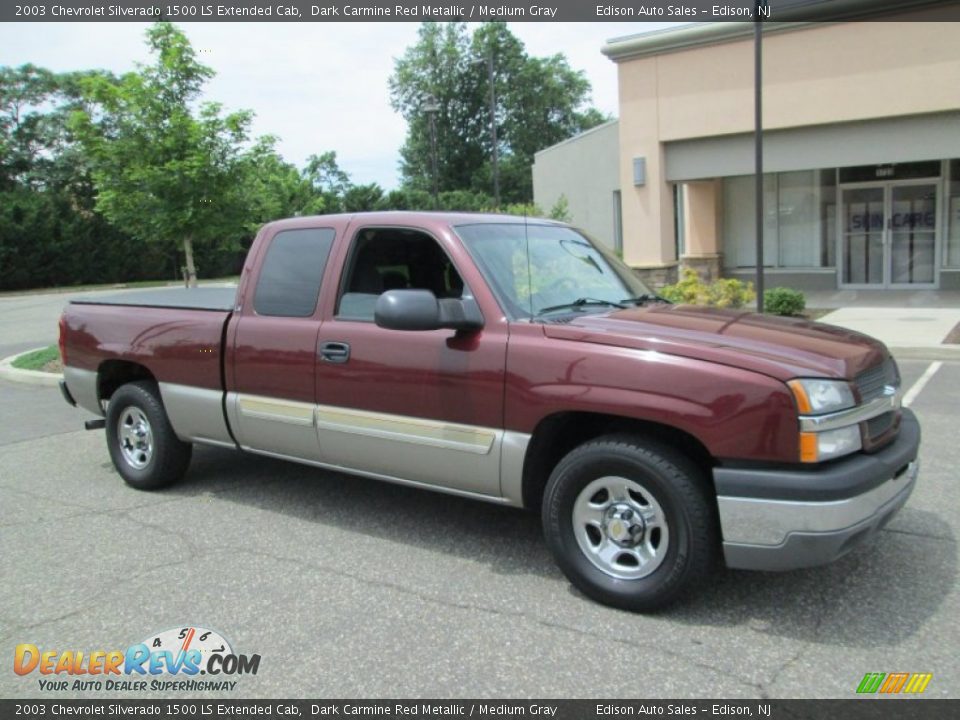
<box><xmin>801</xmin><ymin>288</ymin><xmax>960</xmax><ymax>355</ymax></box>
<box><xmin>818</xmin><ymin>306</ymin><xmax>960</xmax><ymax>352</ymax></box>
<box><xmin>804</xmin><ymin>289</ymin><xmax>960</xmax><ymax>309</ymax></box>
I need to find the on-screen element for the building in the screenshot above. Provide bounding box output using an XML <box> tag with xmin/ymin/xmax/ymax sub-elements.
<box><xmin>535</xmin><ymin>5</ymin><xmax>960</xmax><ymax>291</ymax></box>
<box><xmin>532</xmin><ymin>120</ymin><xmax>622</xmax><ymax>251</ymax></box>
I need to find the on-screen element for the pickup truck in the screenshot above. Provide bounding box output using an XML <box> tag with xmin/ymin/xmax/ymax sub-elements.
<box><xmin>59</xmin><ymin>211</ymin><xmax>920</xmax><ymax>611</ymax></box>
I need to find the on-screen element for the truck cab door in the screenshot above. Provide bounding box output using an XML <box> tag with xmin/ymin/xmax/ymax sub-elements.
<box><xmin>226</xmin><ymin>224</ymin><xmax>338</xmax><ymax>461</ymax></box>
<box><xmin>314</xmin><ymin>225</ymin><xmax>508</xmax><ymax>498</ymax></box>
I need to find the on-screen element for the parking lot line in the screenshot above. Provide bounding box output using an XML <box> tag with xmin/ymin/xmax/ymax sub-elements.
<box><xmin>903</xmin><ymin>361</ymin><xmax>943</xmax><ymax>408</ymax></box>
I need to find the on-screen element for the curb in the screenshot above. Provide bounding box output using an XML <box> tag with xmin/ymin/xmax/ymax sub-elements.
<box><xmin>889</xmin><ymin>346</ymin><xmax>960</xmax><ymax>362</ymax></box>
<box><xmin>0</xmin><ymin>347</ymin><xmax>63</xmax><ymax>387</ymax></box>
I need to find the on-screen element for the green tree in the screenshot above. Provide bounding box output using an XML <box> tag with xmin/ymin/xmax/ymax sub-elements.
<box><xmin>389</xmin><ymin>23</ymin><xmax>487</xmax><ymax>197</ymax></box>
<box><xmin>343</xmin><ymin>182</ymin><xmax>385</xmax><ymax>212</ymax></box>
<box><xmin>301</xmin><ymin>151</ymin><xmax>352</xmax><ymax>214</ymax></box>
<box><xmin>0</xmin><ymin>64</ymin><xmax>56</xmax><ymax>190</ymax></box>
<box><xmin>0</xmin><ymin>64</ymin><xmax>164</xmax><ymax>291</ymax></box>
<box><xmin>241</xmin><ymin>136</ymin><xmax>314</xmax><ymax>225</ymax></box>
<box><xmin>389</xmin><ymin>22</ymin><xmax>608</xmax><ymax>204</ymax></box>
<box><xmin>69</xmin><ymin>22</ymin><xmax>257</xmax><ymax>286</ymax></box>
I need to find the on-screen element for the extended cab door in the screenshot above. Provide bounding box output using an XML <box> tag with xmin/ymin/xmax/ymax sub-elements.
<box><xmin>225</xmin><ymin>222</ymin><xmax>340</xmax><ymax>461</ymax></box>
<box><xmin>313</xmin><ymin>224</ymin><xmax>508</xmax><ymax>498</ymax></box>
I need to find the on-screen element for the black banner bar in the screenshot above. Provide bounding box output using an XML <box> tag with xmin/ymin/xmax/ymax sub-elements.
<box><xmin>0</xmin><ymin>700</ymin><xmax>956</xmax><ymax>720</ymax></box>
<box><xmin>4</xmin><ymin>0</ymin><xmax>960</xmax><ymax>23</ymax></box>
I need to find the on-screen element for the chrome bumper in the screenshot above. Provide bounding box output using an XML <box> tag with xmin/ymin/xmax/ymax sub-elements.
<box><xmin>716</xmin><ymin>409</ymin><xmax>920</xmax><ymax>571</ymax></box>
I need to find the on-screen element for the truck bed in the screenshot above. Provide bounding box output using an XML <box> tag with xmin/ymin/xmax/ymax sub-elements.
<box><xmin>70</xmin><ymin>286</ymin><xmax>236</xmax><ymax>312</ymax></box>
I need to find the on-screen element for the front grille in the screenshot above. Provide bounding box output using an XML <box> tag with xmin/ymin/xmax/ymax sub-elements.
<box><xmin>855</xmin><ymin>358</ymin><xmax>900</xmax><ymax>403</ymax></box>
<box><xmin>856</xmin><ymin>358</ymin><xmax>901</xmax><ymax>451</ymax></box>
<box><xmin>866</xmin><ymin>411</ymin><xmax>896</xmax><ymax>439</ymax></box>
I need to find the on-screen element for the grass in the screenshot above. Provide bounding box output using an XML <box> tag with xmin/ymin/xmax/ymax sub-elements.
<box><xmin>12</xmin><ymin>345</ymin><xmax>62</xmax><ymax>373</ymax></box>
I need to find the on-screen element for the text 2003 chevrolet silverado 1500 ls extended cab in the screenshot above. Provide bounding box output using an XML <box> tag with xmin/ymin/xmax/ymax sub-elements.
<box><xmin>59</xmin><ymin>212</ymin><xmax>920</xmax><ymax>611</ymax></box>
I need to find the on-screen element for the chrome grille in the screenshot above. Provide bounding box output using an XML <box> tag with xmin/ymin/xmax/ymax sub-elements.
<box><xmin>855</xmin><ymin>358</ymin><xmax>900</xmax><ymax>403</ymax></box>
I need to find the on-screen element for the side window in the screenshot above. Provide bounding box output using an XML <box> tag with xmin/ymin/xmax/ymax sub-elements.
<box><xmin>337</xmin><ymin>229</ymin><xmax>464</xmax><ymax>321</ymax></box>
<box><xmin>253</xmin><ymin>228</ymin><xmax>335</xmax><ymax>317</ymax></box>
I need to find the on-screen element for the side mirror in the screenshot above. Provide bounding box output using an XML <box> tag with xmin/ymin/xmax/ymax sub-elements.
<box><xmin>374</xmin><ymin>289</ymin><xmax>483</xmax><ymax>332</ymax></box>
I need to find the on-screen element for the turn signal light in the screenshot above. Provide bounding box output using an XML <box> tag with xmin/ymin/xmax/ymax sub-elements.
<box><xmin>787</xmin><ymin>380</ymin><xmax>813</xmax><ymax>414</ymax></box>
<box><xmin>799</xmin><ymin>432</ymin><xmax>818</xmax><ymax>463</ymax></box>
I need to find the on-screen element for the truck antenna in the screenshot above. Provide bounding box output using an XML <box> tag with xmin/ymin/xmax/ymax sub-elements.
<box><xmin>524</xmin><ymin>209</ymin><xmax>534</xmax><ymax>320</ymax></box>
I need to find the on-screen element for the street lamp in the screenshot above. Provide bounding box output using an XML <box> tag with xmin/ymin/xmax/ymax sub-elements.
<box><xmin>484</xmin><ymin>46</ymin><xmax>500</xmax><ymax>210</ymax></box>
<box><xmin>474</xmin><ymin>46</ymin><xmax>500</xmax><ymax>210</ymax></box>
<box><xmin>754</xmin><ymin>2</ymin><xmax>768</xmax><ymax>313</ymax></box>
<box><xmin>422</xmin><ymin>93</ymin><xmax>440</xmax><ymax>210</ymax></box>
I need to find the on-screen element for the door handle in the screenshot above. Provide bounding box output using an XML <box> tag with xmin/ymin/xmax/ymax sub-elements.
<box><xmin>319</xmin><ymin>341</ymin><xmax>350</xmax><ymax>364</ymax></box>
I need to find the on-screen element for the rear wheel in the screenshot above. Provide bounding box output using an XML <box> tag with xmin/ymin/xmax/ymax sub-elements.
<box><xmin>542</xmin><ymin>434</ymin><xmax>717</xmax><ymax>611</ymax></box>
<box><xmin>105</xmin><ymin>381</ymin><xmax>192</xmax><ymax>490</ymax></box>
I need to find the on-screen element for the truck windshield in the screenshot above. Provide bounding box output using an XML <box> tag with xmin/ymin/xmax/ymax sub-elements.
<box><xmin>454</xmin><ymin>223</ymin><xmax>654</xmax><ymax>320</ymax></box>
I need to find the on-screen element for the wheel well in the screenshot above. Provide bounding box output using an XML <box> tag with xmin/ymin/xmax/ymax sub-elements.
<box><xmin>520</xmin><ymin>412</ymin><xmax>715</xmax><ymax>511</ymax></box>
<box><xmin>98</xmin><ymin>360</ymin><xmax>156</xmax><ymax>404</ymax></box>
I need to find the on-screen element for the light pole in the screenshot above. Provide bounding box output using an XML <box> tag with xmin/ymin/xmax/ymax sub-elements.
<box><xmin>422</xmin><ymin>94</ymin><xmax>440</xmax><ymax>209</ymax></box>
<box><xmin>485</xmin><ymin>46</ymin><xmax>500</xmax><ymax>210</ymax></box>
<box><xmin>473</xmin><ymin>46</ymin><xmax>500</xmax><ymax>209</ymax></box>
<box><xmin>754</xmin><ymin>2</ymin><xmax>768</xmax><ymax>313</ymax></box>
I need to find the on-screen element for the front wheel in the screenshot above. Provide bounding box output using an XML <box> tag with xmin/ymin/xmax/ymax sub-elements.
<box><xmin>542</xmin><ymin>435</ymin><xmax>718</xmax><ymax>611</ymax></box>
<box><xmin>105</xmin><ymin>381</ymin><xmax>192</xmax><ymax>490</ymax></box>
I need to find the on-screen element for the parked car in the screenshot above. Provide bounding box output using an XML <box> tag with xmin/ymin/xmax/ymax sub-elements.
<box><xmin>59</xmin><ymin>212</ymin><xmax>920</xmax><ymax>610</ymax></box>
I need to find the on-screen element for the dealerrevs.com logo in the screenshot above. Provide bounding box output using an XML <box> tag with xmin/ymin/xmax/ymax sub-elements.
<box><xmin>14</xmin><ymin>626</ymin><xmax>261</xmax><ymax>692</ymax></box>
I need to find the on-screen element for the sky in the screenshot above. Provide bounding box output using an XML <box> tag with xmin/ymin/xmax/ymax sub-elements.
<box><xmin>0</xmin><ymin>21</ymin><xmax>687</xmax><ymax>190</ymax></box>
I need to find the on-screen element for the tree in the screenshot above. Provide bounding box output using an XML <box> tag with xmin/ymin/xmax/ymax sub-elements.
<box><xmin>389</xmin><ymin>22</ymin><xmax>608</xmax><ymax>204</ymax></box>
<box><xmin>0</xmin><ymin>64</ymin><xmax>160</xmax><ymax>291</ymax></box>
<box><xmin>389</xmin><ymin>23</ymin><xmax>487</xmax><ymax>197</ymax></box>
<box><xmin>70</xmin><ymin>22</ymin><xmax>257</xmax><ymax>286</ymax></box>
<box><xmin>343</xmin><ymin>182</ymin><xmax>385</xmax><ymax>212</ymax></box>
<box><xmin>301</xmin><ymin>151</ymin><xmax>352</xmax><ymax>214</ymax></box>
<box><xmin>240</xmin><ymin>135</ymin><xmax>313</xmax><ymax>225</ymax></box>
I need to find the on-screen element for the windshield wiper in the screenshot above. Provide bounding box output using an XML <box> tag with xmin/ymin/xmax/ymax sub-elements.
<box><xmin>621</xmin><ymin>293</ymin><xmax>672</xmax><ymax>306</ymax></box>
<box><xmin>536</xmin><ymin>297</ymin><xmax>626</xmax><ymax>316</ymax></box>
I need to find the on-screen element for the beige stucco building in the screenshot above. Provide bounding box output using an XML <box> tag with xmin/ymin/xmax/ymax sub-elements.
<box><xmin>537</xmin><ymin>8</ymin><xmax>960</xmax><ymax>291</ymax></box>
<box><xmin>533</xmin><ymin>120</ymin><xmax>621</xmax><ymax>251</ymax></box>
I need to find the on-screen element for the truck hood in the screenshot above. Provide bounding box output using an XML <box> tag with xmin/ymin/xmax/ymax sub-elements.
<box><xmin>541</xmin><ymin>305</ymin><xmax>889</xmax><ymax>381</ymax></box>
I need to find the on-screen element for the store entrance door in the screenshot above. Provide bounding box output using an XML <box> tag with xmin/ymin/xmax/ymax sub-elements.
<box><xmin>839</xmin><ymin>181</ymin><xmax>938</xmax><ymax>288</ymax></box>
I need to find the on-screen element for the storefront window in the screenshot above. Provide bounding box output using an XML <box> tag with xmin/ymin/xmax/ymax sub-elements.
<box><xmin>819</xmin><ymin>169</ymin><xmax>836</xmax><ymax>268</ymax></box>
<box><xmin>947</xmin><ymin>159</ymin><xmax>960</xmax><ymax>268</ymax></box>
<box><xmin>778</xmin><ymin>171</ymin><xmax>817</xmax><ymax>266</ymax></box>
<box><xmin>722</xmin><ymin>174</ymin><xmax>776</xmax><ymax>267</ymax></box>
<box><xmin>722</xmin><ymin>170</ymin><xmax>834</xmax><ymax>269</ymax></box>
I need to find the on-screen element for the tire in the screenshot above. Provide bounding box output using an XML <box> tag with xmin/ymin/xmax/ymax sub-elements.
<box><xmin>542</xmin><ymin>434</ymin><xmax>718</xmax><ymax>612</ymax></box>
<box><xmin>105</xmin><ymin>381</ymin><xmax>192</xmax><ymax>490</ymax></box>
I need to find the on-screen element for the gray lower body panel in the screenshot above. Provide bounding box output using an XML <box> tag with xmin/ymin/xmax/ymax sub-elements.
<box><xmin>225</xmin><ymin>391</ymin><xmax>529</xmax><ymax>506</ymax></box>
<box><xmin>721</xmin><ymin>460</ymin><xmax>918</xmax><ymax>571</ymax></box>
<box><xmin>62</xmin><ymin>367</ymin><xmax>101</xmax><ymax>416</ymax></box>
<box><xmin>159</xmin><ymin>382</ymin><xmax>235</xmax><ymax>447</ymax></box>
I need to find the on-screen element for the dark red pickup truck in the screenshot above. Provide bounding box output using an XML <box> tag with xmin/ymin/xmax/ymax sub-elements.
<box><xmin>59</xmin><ymin>211</ymin><xmax>920</xmax><ymax>611</ymax></box>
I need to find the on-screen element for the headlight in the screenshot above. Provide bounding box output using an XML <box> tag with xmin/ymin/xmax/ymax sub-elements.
<box><xmin>788</xmin><ymin>378</ymin><xmax>856</xmax><ymax>415</ymax></box>
<box><xmin>799</xmin><ymin>426</ymin><xmax>862</xmax><ymax>463</ymax></box>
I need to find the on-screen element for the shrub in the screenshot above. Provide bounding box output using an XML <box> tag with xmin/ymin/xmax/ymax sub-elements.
<box><xmin>548</xmin><ymin>195</ymin><xmax>572</xmax><ymax>223</ymax></box>
<box><xmin>764</xmin><ymin>287</ymin><xmax>806</xmax><ymax>316</ymax></box>
<box><xmin>659</xmin><ymin>268</ymin><xmax>756</xmax><ymax>309</ymax></box>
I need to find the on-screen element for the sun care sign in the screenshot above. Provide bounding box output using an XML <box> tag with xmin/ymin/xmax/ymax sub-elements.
<box><xmin>14</xmin><ymin>626</ymin><xmax>260</xmax><ymax>693</ymax></box>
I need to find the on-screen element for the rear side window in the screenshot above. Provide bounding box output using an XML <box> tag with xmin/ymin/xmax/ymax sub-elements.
<box><xmin>253</xmin><ymin>228</ymin><xmax>335</xmax><ymax>317</ymax></box>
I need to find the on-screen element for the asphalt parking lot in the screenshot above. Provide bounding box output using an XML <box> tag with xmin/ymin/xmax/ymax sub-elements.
<box><xmin>0</xmin><ymin>290</ymin><xmax>957</xmax><ymax>699</ymax></box>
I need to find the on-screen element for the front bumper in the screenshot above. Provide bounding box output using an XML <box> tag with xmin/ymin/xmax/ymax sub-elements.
<box><xmin>715</xmin><ymin>409</ymin><xmax>920</xmax><ymax>571</ymax></box>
